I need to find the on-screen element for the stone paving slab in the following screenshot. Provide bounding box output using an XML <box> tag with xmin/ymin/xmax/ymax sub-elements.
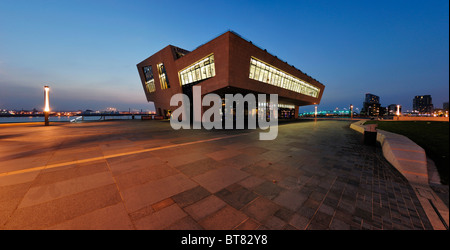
<box><xmin>350</xmin><ymin>120</ymin><xmax>449</xmax><ymax>229</ymax></box>
<box><xmin>0</xmin><ymin>120</ymin><xmax>443</xmax><ymax>230</ymax></box>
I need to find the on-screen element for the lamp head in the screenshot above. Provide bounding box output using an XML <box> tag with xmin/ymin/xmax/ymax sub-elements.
<box><xmin>44</xmin><ymin>85</ymin><xmax>50</xmax><ymax>112</ymax></box>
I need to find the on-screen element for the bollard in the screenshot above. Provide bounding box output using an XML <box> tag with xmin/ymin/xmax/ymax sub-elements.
<box><xmin>364</xmin><ymin>124</ymin><xmax>377</xmax><ymax>146</ymax></box>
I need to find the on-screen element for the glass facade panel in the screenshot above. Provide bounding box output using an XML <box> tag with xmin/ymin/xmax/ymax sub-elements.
<box><xmin>195</xmin><ymin>66</ymin><xmax>201</xmax><ymax>80</ymax></box>
<box><xmin>254</xmin><ymin>66</ymin><xmax>261</xmax><ymax>80</ymax></box>
<box><xmin>142</xmin><ymin>65</ymin><xmax>156</xmax><ymax>93</ymax></box>
<box><xmin>248</xmin><ymin>57</ymin><xmax>320</xmax><ymax>98</ymax></box>
<box><xmin>249</xmin><ymin>64</ymin><xmax>256</xmax><ymax>79</ymax></box>
<box><xmin>205</xmin><ymin>64</ymin><xmax>212</xmax><ymax>78</ymax></box>
<box><xmin>157</xmin><ymin>63</ymin><xmax>170</xmax><ymax>89</ymax></box>
<box><xmin>179</xmin><ymin>54</ymin><xmax>216</xmax><ymax>86</ymax></box>
<box><xmin>201</xmin><ymin>66</ymin><xmax>207</xmax><ymax>79</ymax></box>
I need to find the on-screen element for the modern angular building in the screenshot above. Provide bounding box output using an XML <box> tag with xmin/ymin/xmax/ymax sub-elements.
<box><xmin>136</xmin><ymin>31</ymin><xmax>325</xmax><ymax>119</ymax></box>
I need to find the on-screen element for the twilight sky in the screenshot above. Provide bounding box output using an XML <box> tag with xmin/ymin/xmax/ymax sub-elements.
<box><xmin>0</xmin><ymin>0</ymin><xmax>448</xmax><ymax>113</ymax></box>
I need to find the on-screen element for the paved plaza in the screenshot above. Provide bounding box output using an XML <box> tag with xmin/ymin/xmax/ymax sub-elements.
<box><xmin>0</xmin><ymin>119</ymin><xmax>442</xmax><ymax>230</ymax></box>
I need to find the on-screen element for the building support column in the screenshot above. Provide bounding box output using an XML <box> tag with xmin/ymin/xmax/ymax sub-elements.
<box><xmin>294</xmin><ymin>105</ymin><xmax>299</xmax><ymax>119</ymax></box>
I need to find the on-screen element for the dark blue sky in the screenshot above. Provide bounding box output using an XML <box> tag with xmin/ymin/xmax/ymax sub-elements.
<box><xmin>0</xmin><ymin>0</ymin><xmax>448</xmax><ymax>112</ymax></box>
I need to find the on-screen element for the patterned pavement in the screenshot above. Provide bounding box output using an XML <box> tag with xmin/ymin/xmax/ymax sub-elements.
<box><xmin>0</xmin><ymin>119</ymin><xmax>436</xmax><ymax>229</ymax></box>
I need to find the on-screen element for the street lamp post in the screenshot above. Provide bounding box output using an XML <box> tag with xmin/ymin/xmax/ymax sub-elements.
<box><xmin>350</xmin><ymin>104</ymin><xmax>354</xmax><ymax>120</ymax></box>
<box><xmin>44</xmin><ymin>86</ymin><xmax>50</xmax><ymax>126</ymax></box>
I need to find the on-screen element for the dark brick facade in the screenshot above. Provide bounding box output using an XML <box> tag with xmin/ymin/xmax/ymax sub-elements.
<box><xmin>137</xmin><ymin>31</ymin><xmax>325</xmax><ymax>118</ymax></box>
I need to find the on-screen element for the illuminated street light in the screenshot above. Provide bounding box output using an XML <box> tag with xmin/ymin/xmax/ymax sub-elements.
<box><xmin>350</xmin><ymin>104</ymin><xmax>354</xmax><ymax>120</ymax></box>
<box><xmin>44</xmin><ymin>85</ymin><xmax>50</xmax><ymax>126</ymax></box>
<box><xmin>315</xmin><ymin>105</ymin><xmax>318</xmax><ymax>118</ymax></box>
<box><xmin>396</xmin><ymin>104</ymin><xmax>400</xmax><ymax>117</ymax></box>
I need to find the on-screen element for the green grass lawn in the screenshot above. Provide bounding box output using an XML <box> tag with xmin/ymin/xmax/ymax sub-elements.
<box><xmin>365</xmin><ymin>121</ymin><xmax>449</xmax><ymax>185</ymax></box>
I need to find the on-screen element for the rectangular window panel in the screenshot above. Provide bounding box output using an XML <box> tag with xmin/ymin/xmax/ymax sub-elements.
<box><xmin>142</xmin><ymin>65</ymin><xmax>156</xmax><ymax>93</ymax></box>
<box><xmin>183</xmin><ymin>74</ymin><xmax>188</xmax><ymax>85</ymax></box>
<box><xmin>205</xmin><ymin>64</ymin><xmax>212</xmax><ymax>78</ymax></box>
<box><xmin>178</xmin><ymin>54</ymin><xmax>216</xmax><ymax>86</ymax></box>
<box><xmin>201</xmin><ymin>67</ymin><xmax>207</xmax><ymax>79</ymax></box>
<box><xmin>258</xmin><ymin>68</ymin><xmax>265</xmax><ymax>82</ymax></box>
<box><xmin>195</xmin><ymin>66</ymin><xmax>201</xmax><ymax>80</ymax></box>
<box><xmin>249</xmin><ymin>65</ymin><xmax>256</xmax><ymax>79</ymax></box>
<box><xmin>210</xmin><ymin>62</ymin><xmax>215</xmax><ymax>77</ymax></box>
<box><xmin>157</xmin><ymin>63</ymin><xmax>170</xmax><ymax>90</ymax></box>
<box><xmin>248</xmin><ymin>57</ymin><xmax>320</xmax><ymax>98</ymax></box>
<box><xmin>192</xmin><ymin>69</ymin><xmax>197</xmax><ymax>82</ymax></box>
<box><xmin>254</xmin><ymin>67</ymin><xmax>261</xmax><ymax>79</ymax></box>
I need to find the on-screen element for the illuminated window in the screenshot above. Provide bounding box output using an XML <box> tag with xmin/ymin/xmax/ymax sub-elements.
<box><xmin>157</xmin><ymin>63</ymin><xmax>170</xmax><ymax>89</ymax></box>
<box><xmin>249</xmin><ymin>57</ymin><xmax>320</xmax><ymax>98</ymax></box>
<box><xmin>179</xmin><ymin>54</ymin><xmax>215</xmax><ymax>86</ymax></box>
<box><xmin>142</xmin><ymin>65</ymin><xmax>156</xmax><ymax>93</ymax></box>
<box><xmin>278</xmin><ymin>104</ymin><xmax>295</xmax><ymax>109</ymax></box>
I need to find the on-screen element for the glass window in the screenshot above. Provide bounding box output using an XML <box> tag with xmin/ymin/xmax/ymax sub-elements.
<box><xmin>260</xmin><ymin>69</ymin><xmax>266</xmax><ymax>82</ymax></box>
<box><xmin>274</xmin><ymin>74</ymin><xmax>279</xmax><ymax>86</ymax></box>
<box><xmin>143</xmin><ymin>65</ymin><xmax>153</xmax><ymax>82</ymax></box>
<box><xmin>195</xmin><ymin>66</ymin><xmax>200</xmax><ymax>80</ymax></box>
<box><xmin>157</xmin><ymin>63</ymin><xmax>170</xmax><ymax>90</ymax></box>
<box><xmin>256</xmin><ymin>68</ymin><xmax>264</xmax><ymax>82</ymax></box>
<box><xmin>249</xmin><ymin>64</ymin><xmax>256</xmax><ymax>79</ymax></box>
<box><xmin>142</xmin><ymin>65</ymin><xmax>156</xmax><ymax>93</ymax></box>
<box><xmin>254</xmin><ymin>66</ymin><xmax>261</xmax><ymax>79</ymax></box>
<box><xmin>210</xmin><ymin>62</ymin><xmax>215</xmax><ymax>77</ymax></box>
<box><xmin>192</xmin><ymin>69</ymin><xmax>197</xmax><ymax>82</ymax></box>
<box><xmin>178</xmin><ymin>54</ymin><xmax>216</xmax><ymax>86</ymax></box>
<box><xmin>201</xmin><ymin>67</ymin><xmax>207</xmax><ymax>79</ymax></box>
<box><xmin>202</xmin><ymin>61</ymin><xmax>208</xmax><ymax>78</ymax></box>
<box><xmin>188</xmin><ymin>72</ymin><xmax>193</xmax><ymax>83</ymax></box>
<box><xmin>205</xmin><ymin>64</ymin><xmax>212</xmax><ymax>78</ymax></box>
<box><xmin>248</xmin><ymin>57</ymin><xmax>320</xmax><ymax>98</ymax></box>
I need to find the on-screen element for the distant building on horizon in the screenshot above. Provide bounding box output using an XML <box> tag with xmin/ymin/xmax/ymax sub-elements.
<box><xmin>443</xmin><ymin>102</ymin><xmax>449</xmax><ymax>111</ymax></box>
<box><xmin>387</xmin><ymin>104</ymin><xmax>402</xmax><ymax>116</ymax></box>
<box><xmin>413</xmin><ymin>95</ymin><xmax>433</xmax><ymax>114</ymax></box>
<box><xmin>361</xmin><ymin>93</ymin><xmax>381</xmax><ymax>116</ymax></box>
